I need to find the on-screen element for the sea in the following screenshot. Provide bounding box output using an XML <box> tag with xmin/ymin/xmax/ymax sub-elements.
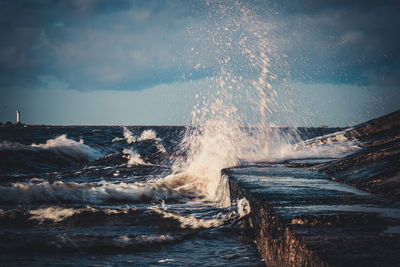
<box><xmin>0</xmin><ymin>125</ymin><xmax>356</xmax><ymax>266</ymax></box>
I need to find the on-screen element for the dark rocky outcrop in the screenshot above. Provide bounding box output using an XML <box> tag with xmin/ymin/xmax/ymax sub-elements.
<box><xmin>344</xmin><ymin>110</ymin><xmax>400</xmax><ymax>140</ymax></box>
<box><xmin>320</xmin><ymin>110</ymin><xmax>400</xmax><ymax>200</ymax></box>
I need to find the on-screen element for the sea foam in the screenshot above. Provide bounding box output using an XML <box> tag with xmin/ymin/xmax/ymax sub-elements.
<box><xmin>0</xmin><ymin>134</ymin><xmax>101</xmax><ymax>161</ymax></box>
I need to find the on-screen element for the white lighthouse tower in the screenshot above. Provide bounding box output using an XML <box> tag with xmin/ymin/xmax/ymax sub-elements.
<box><xmin>16</xmin><ymin>110</ymin><xmax>20</xmax><ymax>124</ymax></box>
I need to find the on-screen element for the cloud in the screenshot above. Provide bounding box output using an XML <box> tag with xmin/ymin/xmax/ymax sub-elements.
<box><xmin>0</xmin><ymin>0</ymin><xmax>200</xmax><ymax>91</ymax></box>
<box><xmin>273</xmin><ymin>0</ymin><xmax>400</xmax><ymax>86</ymax></box>
<box><xmin>0</xmin><ymin>0</ymin><xmax>399</xmax><ymax>95</ymax></box>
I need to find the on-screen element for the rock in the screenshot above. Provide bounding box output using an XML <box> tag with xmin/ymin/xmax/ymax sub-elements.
<box><xmin>320</xmin><ymin>109</ymin><xmax>400</xmax><ymax>200</ymax></box>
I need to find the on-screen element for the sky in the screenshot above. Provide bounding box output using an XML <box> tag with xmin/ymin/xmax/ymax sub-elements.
<box><xmin>0</xmin><ymin>0</ymin><xmax>399</xmax><ymax>126</ymax></box>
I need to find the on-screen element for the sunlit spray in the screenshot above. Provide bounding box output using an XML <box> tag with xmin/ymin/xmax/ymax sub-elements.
<box><xmin>170</xmin><ymin>0</ymin><xmax>296</xmax><ymax>205</ymax></box>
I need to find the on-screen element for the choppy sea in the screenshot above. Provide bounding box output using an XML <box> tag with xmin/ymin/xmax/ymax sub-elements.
<box><xmin>0</xmin><ymin>125</ymin><xmax>353</xmax><ymax>266</ymax></box>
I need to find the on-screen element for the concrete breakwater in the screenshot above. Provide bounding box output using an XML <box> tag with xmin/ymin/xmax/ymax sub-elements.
<box><xmin>223</xmin><ymin>110</ymin><xmax>400</xmax><ymax>266</ymax></box>
<box><xmin>224</xmin><ymin>164</ymin><xmax>400</xmax><ymax>266</ymax></box>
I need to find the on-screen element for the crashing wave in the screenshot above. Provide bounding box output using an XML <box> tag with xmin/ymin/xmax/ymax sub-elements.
<box><xmin>121</xmin><ymin>127</ymin><xmax>166</xmax><ymax>153</ymax></box>
<box><xmin>0</xmin><ymin>135</ymin><xmax>101</xmax><ymax>172</ymax></box>
<box><xmin>123</xmin><ymin>127</ymin><xmax>137</xmax><ymax>144</ymax></box>
<box><xmin>151</xmin><ymin>207</ymin><xmax>230</xmax><ymax>229</ymax></box>
<box><xmin>0</xmin><ymin>135</ymin><xmax>101</xmax><ymax>161</ymax></box>
<box><xmin>0</xmin><ymin>176</ymin><xmax>210</xmax><ymax>204</ymax></box>
<box><xmin>123</xmin><ymin>149</ymin><xmax>151</xmax><ymax>166</ymax></box>
<box><xmin>270</xmin><ymin>129</ymin><xmax>360</xmax><ymax>160</ymax></box>
<box><xmin>28</xmin><ymin>206</ymin><xmax>132</xmax><ymax>223</ymax></box>
<box><xmin>138</xmin><ymin>129</ymin><xmax>158</xmax><ymax>142</ymax></box>
<box><xmin>122</xmin><ymin>128</ymin><xmax>160</xmax><ymax>144</ymax></box>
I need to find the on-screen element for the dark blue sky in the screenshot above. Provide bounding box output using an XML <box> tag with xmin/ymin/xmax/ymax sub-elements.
<box><xmin>0</xmin><ymin>0</ymin><xmax>399</xmax><ymax>125</ymax></box>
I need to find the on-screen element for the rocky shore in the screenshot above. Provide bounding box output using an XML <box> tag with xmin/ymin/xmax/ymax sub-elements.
<box><xmin>320</xmin><ymin>110</ymin><xmax>400</xmax><ymax>200</ymax></box>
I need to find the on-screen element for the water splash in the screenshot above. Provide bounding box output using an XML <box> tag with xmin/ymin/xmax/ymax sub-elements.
<box><xmin>169</xmin><ymin>0</ymin><xmax>297</xmax><ymax>204</ymax></box>
<box><xmin>123</xmin><ymin>127</ymin><xmax>137</xmax><ymax>144</ymax></box>
<box><xmin>138</xmin><ymin>130</ymin><xmax>158</xmax><ymax>142</ymax></box>
<box><xmin>123</xmin><ymin>149</ymin><xmax>151</xmax><ymax>166</ymax></box>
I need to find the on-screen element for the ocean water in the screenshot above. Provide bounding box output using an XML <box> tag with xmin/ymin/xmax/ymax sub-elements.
<box><xmin>0</xmin><ymin>125</ymin><xmax>357</xmax><ymax>266</ymax></box>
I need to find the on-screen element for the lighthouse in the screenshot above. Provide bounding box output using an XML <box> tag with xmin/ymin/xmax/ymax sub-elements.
<box><xmin>16</xmin><ymin>110</ymin><xmax>20</xmax><ymax>124</ymax></box>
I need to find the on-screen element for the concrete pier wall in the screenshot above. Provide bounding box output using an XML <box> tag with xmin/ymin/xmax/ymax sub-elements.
<box><xmin>224</xmin><ymin>164</ymin><xmax>400</xmax><ymax>266</ymax></box>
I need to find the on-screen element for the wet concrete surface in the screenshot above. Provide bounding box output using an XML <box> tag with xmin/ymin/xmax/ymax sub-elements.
<box><xmin>224</xmin><ymin>163</ymin><xmax>400</xmax><ymax>266</ymax></box>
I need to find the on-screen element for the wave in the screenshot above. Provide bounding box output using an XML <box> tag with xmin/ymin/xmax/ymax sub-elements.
<box><xmin>0</xmin><ymin>135</ymin><xmax>101</xmax><ymax>160</ymax></box>
<box><xmin>0</xmin><ymin>135</ymin><xmax>102</xmax><ymax>172</ymax></box>
<box><xmin>117</xmin><ymin>127</ymin><xmax>166</xmax><ymax>153</ymax></box>
<box><xmin>123</xmin><ymin>127</ymin><xmax>137</xmax><ymax>144</ymax></box>
<box><xmin>0</xmin><ymin>202</ymin><xmax>244</xmax><ymax>230</ymax></box>
<box><xmin>0</xmin><ymin>174</ymin><xmax>215</xmax><ymax>204</ymax></box>
<box><xmin>269</xmin><ymin>129</ymin><xmax>360</xmax><ymax>161</ymax></box>
<box><xmin>111</xmin><ymin>137</ymin><xmax>125</xmax><ymax>143</ymax></box>
<box><xmin>123</xmin><ymin>149</ymin><xmax>152</xmax><ymax>166</ymax></box>
<box><xmin>156</xmin><ymin>142</ymin><xmax>167</xmax><ymax>153</ymax></box>
<box><xmin>168</xmin><ymin>123</ymin><xmax>360</xmax><ymax>207</ymax></box>
<box><xmin>0</xmin><ymin>232</ymin><xmax>180</xmax><ymax>253</ymax></box>
<box><xmin>0</xmin><ymin>206</ymin><xmax>136</xmax><ymax>226</ymax></box>
<box><xmin>138</xmin><ymin>129</ymin><xmax>158</xmax><ymax>142</ymax></box>
<box><xmin>30</xmin><ymin>206</ymin><xmax>133</xmax><ymax>223</ymax></box>
<box><xmin>150</xmin><ymin>202</ymin><xmax>248</xmax><ymax>230</ymax></box>
<box><xmin>151</xmin><ymin>207</ymin><xmax>229</xmax><ymax>229</ymax></box>
<box><xmin>301</xmin><ymin>128</ymin><xmax>356</xmax><ymax>146</ymax></box>
<box><xmin>121</xmin><ymin>127</ymin><xmax>160</xmax><ymax>144</ymax></box>
<box><xmin>55</xmin><ymin>232</ymin><xmax>179</xmax><ymax>251</ymax></box>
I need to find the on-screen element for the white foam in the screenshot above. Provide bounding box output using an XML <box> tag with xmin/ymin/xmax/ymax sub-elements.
<box><xmin>123</xmin><ymin>127</ymin><xmax>136</xmax><ymax>144</ymax></box>
<box><xmin>32</xmin><ymin>135</ymin><xmax>102</xmax><ymax>160</ymax></box>
<box><xmin>28</xmin><ymin>206</ymin><xmax>130</xmax><ymax>223</ymax></box>
<box><xmin>237</xmin><ymin>198</ymin><xmax>251</xmax><ymax>218</ymax></box>
<box><xmin>169</xmin><ymin>120</ymin><xmax>360</xmax><ymax>206</ymax></box>
<box><xmin>123</xmin><ymin>149</ymin><xmax>151</xmax><ymax>166</ymax></box>
<box><xmin>122</xmin><ymin>128</ymin><xmax>160</xmax><ymax>143</ymax></box>
<box><xmin>29</xmin><ymin>206</ymin><xmax>91</xmax><ymax>223</ymax></box>
<box><xmin>112</xmin><ymin>137</ymin><xmax>125</xmax><ymax>143</ymax></box>
<box><xmin>275</xmin><ymin>142</ymin><xmax>359</xmax><ymax>161</ymax></box>
<box><xmin>156</xmin><ymin>143</ymin><xmax>167</xmax><ymax>153</ymax></box>
<box><xmin>214</xmin><ymin>174</ymin><xmax>231</xmax><ymax>207</ymax></box>
<box><xmin>138</xmin><ymin>129</ymin><xmax>158</xmax><ymax>142</ymax></box>
<box><xmin>0</xmin><ymin>135</ymin><xmax>101</xmax><ymax>161</ymax></box>
<box><xmin>151</xmin><ymin>207</ymin><xmax>230</xmax><ymax>229</ymax></box>
<box><xmin>158</xmin><ymin>259</ymin><xmax>175</xmax><ymax>263</ymax></box>
<box><xmin>0</xmin><ymin>178</ymin><xmax>199</xmax><ymax>204</ymax></box>
<box><xmin>270</xmin><ymin>130</ymin><xmax>360</xmax><ymax>161</ymax></box>
<box><xmin>121</xmin><ymin>128</ymin><xmax>166</xmax><ymax>153</ymax></box>
<box><xmin>57</xmin><ymin>233</ymin><xmax>176</xmax><ymax>249</ymax></box>
<box><xmin>111</xmin><ymin>234</ymin><xmax>176</xmax><ymax>248</ymax></box>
